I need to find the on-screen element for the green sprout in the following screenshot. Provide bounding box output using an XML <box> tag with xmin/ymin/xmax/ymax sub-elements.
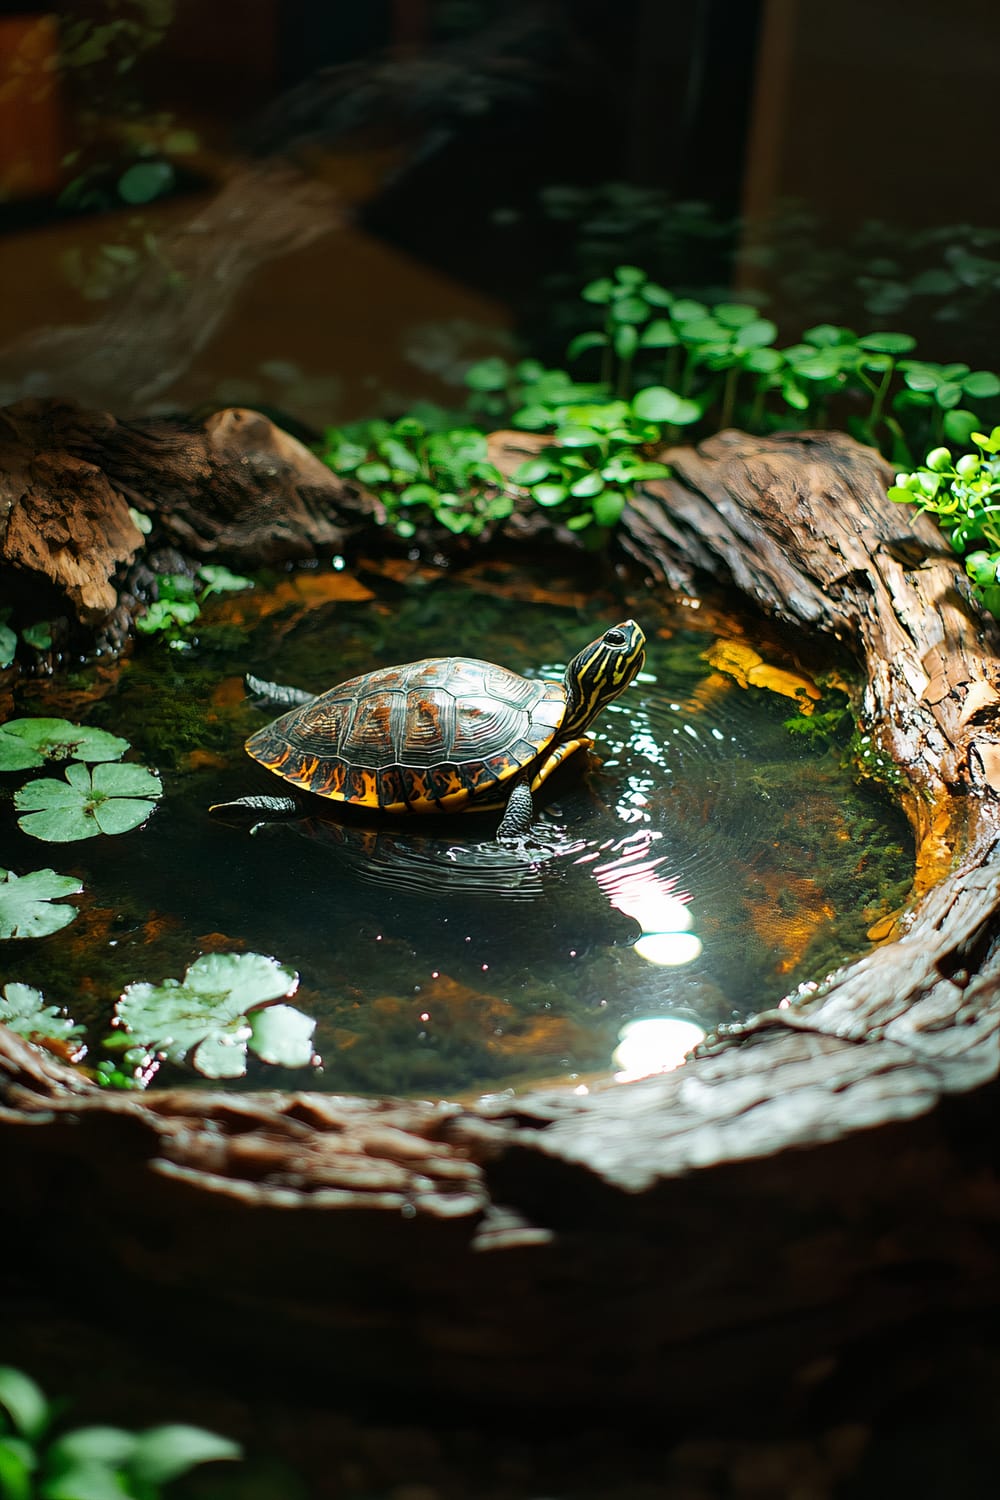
<box><xmin>320</xmin><ymin>416</ymin><xmax>511</xmax><ymax>540</ymax></box>
<box><xmin>137</xmin><ymin>564</ymin><xmax>253</xmax><ymax>639</ymax></box>
<box><xmin>888</xmin><ymin>427</ymin><xmax>1000</xmax><ymax>617</ymax></box>
<box><xmin>0</xmin><ymin>1363</ymin><xmax>241</xmax><ymax>1499</ymax></box>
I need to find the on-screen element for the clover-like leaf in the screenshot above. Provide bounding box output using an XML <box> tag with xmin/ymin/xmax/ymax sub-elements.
<box><xmin>249</xmin><ymin>1004</ymin><xmax>317</xmax><ymax>1069</ymax></box>
<box><xmin>0</xmin><ymin>982</ymin><xmax>84</xmax><ymax>1044</ymax></box>
<box><xmin>0</xmin><ymin>717</ymin><xmax>129</xmax><ymax>772</ymax></box>
<box><xmin>0</xmin><ymin>866</ymin><xmax>83</xmax><ymax>939</ymax></box>
<box><xmin>114</xmin><ymin>952</ymin><xmax>312</xmax><ymax>1079</ymax></box>
<box><xmin>14</xmin><ymin>762</ymin><xmax>162</xmax><ymax>842</ymax></box>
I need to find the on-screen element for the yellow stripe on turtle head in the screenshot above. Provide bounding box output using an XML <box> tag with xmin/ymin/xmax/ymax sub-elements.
<box><xmin>562</xmin><ymin>620</ymin><xmax>645</xmax><ymax>735</ymax></box>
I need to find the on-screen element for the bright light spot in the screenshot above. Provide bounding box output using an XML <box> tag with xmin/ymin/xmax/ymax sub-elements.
<box><xmin>613</xmin><ymin>1016</ymin><xmax>706</xmax><ymax>1080</ymax></box>
<box><xmin>573</xmin><ymin>1083</ymin><xmax>590</xmax><ymax>1096</ymax></box>
<box><xmin>419</xmin><ymin>1011</ymin><xmax>430</xmax><ymax>1022</ymax></box>
<box><xmin>633</xmin><ymin>931</ymin><xmax>704</xmax><ymax>966</ymax></box>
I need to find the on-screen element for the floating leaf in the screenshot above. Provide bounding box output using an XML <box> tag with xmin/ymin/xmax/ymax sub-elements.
<box><xmin>114</xmin><ymin>952</ymin><xmax>311</xmax><ymax>1079</ymax></box>
<box><xmin>0</xmin><ymin>867</ymin><xmax>83</xmax><ymax>939</ymax></box>
<box><xmin>0</xmin><ymin>717</ymin><xmax>129</xmax><ymax>772</ymax></box>
<box><xmin>0</xmin><ymin>983</ymin><xmax>84</xmax><ymax>1044</ymax></box>
<box><xmin>15</xmin><ymin>762</ymin><xmax>162</xmax><ymax>842</ymax></box>
<box><xmin>250</xmin><ymin>1004</ymin><xmax>318</xmax><ymax>1069</ymax></box>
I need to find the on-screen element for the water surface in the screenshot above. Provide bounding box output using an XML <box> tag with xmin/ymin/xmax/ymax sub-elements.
<box><xmin>2</xmin><ymin>564</ymin><xmax>913</xmax><ymax>1097</ymax></box>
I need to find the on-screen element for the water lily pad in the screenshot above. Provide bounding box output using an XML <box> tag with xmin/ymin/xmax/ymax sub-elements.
<box><xmin>114</xmin><ymin>952</ymin><xmax>313</xmax><ymax>1079</ymax></box>
<box><xmin>0</xmin><ymin>982</ymin><xmax>84</xmax><ymax>1043</ymax></box>
<box><xmin>0</xmin><ymin>717</ymin><xmax>130</xmax><ymax>772</ymax></box>
<box><xmin>0</xmin><ymin>866</ymin><xmax>83</xmax><ymax>939</ymax></box>
<box><xmin>14</xmin><ymin>761</ymin><xmax>162</xmax><ymax>842</ymax></box>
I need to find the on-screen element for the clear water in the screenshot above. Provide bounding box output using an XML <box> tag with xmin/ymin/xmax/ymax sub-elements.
<box><xmin>3</xmin><ymin>565</ymin><xmax>913</xmax><ymax>1097</ymax></box>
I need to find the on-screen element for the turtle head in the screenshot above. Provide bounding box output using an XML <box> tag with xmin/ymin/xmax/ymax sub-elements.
<box><xmin>562</xmin><ymin>620</ymin><xmax>646</xmax><ymax>734</ymax></box>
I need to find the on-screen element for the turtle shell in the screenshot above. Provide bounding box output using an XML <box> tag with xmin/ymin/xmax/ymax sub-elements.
<box><xmin>245</xmin><ymin>656</ymin><xmax>569</xmax><ymax>814</ymax></box>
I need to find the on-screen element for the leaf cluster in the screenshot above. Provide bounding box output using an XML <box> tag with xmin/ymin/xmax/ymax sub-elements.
<box><xmin>0</xmin><ymin>610</ymin><xmax>54</xmax><ymax>671</ymax></box>
<box><xmin>136</xmin><ymin>564</ymin><xmax>252</xmax><ymax>639</ymax></box>
<box><xmin>0</xmin><ymin>1362</ymin><xmax>240</xmax><ymax>1499</ymax></box>
<box><xmin>320</xmin><ymin>416</ymin><xmax>512</xmax><ymax>540</ymax></box>
<box><xmin>889</xmin><ymin>427</ymin><xmax>1000</xmax><ymax>617</ymax></box>
<box><xmin>1</xmin><ymin>717</ymin><xmax>161</xmax><ymax>843</ymax></box>
<box><xmin>110</xmin><ymin>951</ymin><xmax>317</xmax><ymax>1080</ymax></box>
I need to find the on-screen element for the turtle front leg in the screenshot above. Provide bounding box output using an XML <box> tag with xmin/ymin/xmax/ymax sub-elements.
<box><xmin>497</xmin><ymin>774</ymin><xmax>534</xmax><ymax>840</ymax></box>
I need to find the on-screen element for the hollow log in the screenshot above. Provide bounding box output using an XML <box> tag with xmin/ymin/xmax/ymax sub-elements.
<box><xmin>2</xmin><ymin>420</ymin><xmax>1000</xmax><ymax>1412</ymax></box>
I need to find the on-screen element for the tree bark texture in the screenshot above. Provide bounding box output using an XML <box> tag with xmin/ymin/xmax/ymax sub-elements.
<box><xmin>2</xmin><ymin>419</ymin><xmax>1000</xmax><ymax>1407</ymax></box>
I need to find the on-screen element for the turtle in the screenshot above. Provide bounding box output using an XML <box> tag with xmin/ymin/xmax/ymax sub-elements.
<box><xmin>218</xmin><ymin>619</ymin><xmax>645</xmax><ymax>840</ymax></box>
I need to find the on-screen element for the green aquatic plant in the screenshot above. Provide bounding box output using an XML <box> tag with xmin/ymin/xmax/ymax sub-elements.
<box><xmin>14</xmin><ymin>762</ymin><xmax>163</xmax><ymax>843</ymax></box>
<box><xmin>320</xmin><ymin>416</ymin><xmax>511</xmax><ymax>540</ymax></box>
<box><xmin>511</xmin><ymin>399</ymin><xmax>669</xmax><ymax>533</ymax></box>
<box><xmin>0</xmin><ymin>867</ymin><xmax>83</xmax><ymax>940</ymax></box>
<box><xmin>0</xmin><ymin>718</ymin><xmax>130</xmax><ymax>773</ymax></box>
<box><xmin>888</xmin><ymin>427</ymin><xmax>1000</xmax><ymax>617</ymax></box>
<box><xmin>0</xmin><ymin>983</ymin><xmax>84</xmax><ymax>1050</ymax></box>
<box><xmin>112</xmin><ymin>951</ymin><xmax>317</xmax><ymax>1080</ymax></box>
<box><xmin>137</xmin><ymin>564</ymin><xmax>253</xmax><ymax>638</ymax></box>
<box><xmin>0</xmin><ymin>612</ymin><xmax>55</xmax><ymax>670</ymax></box>
<box><xmin>0</xmin><ymin>1362</ymin><xmax>240</xmax><ymax>1500</ymax></box>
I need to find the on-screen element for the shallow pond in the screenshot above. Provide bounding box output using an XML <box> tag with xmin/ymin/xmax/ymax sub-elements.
<box><xmin>1</xmin><ymin>561</ymin><xmax>914</xmax><ymax>1097</ymax></box>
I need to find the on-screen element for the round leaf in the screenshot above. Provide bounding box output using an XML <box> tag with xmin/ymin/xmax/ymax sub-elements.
<box><xmin>464</xmin><ymin>357</ymin><xmax>509</xmax><ymax>390</ymax></box>
<box><xmin>250</xmin><ymin>1004</ymin><xmax>317</xmax><ymax>1069</ymax></box>
<box><xmin>962</xmin><ymin>371</ymin><xmax>1000</xmax><ymax>399</ymax></box>
<box><xmin>0</xmin><ymin>718</ymin><xmax>129</xmax><ymax>771</ymax></box>
<box><xmin>612</xmin><ymin>324</ymin><xmax>639</xmax><ymax>360</ymax></box>
<box><xmin>531</xmin><ymin>483</ymin><xmax>568</xmax><ymax>507</ymax></box>
<box><xmin>592</xmin><ymin>490</ymin><xmax>626</xmax><ymax>527</ymax></box>
<box><xmin>713</xmin><ymin>302</ymin><xmax>758</xmax><ymax>329</ymax></box>
<box><xmin>857</xmin><ymin>331</ymin><xmax>917</xmax><ymax>354</ymax></box>
<box><xmin>0</xmin><ymin>866</ymin><xmax>82</xmax><ymax>940</ymax></box>
<box><xmin>609</xmin><ymin>296</ymin><xmax>648</xmax><ymax>325</ymax></box>
<box><xmin>512</xmin><ymin>458</ymin><xmax>555</xmax><ymax>485</ymax></box>
<box><xmin>581</xmin><ymin>277</ymin><xmax>614</xmax><ymax>304</ymax></box>
<box><xmin>565</xmin><ymin>331</ymin><xmax>609</xmax><ymax>361</ymax></box>
<box><xmin>631</xmin><ymin>387</ymin><xmax>700</xmax><ymax>425</ymax></box>
<box><xmin>943</xmin><ymin>409</ymin><xmax>982</xmax><ymax>446</ymax></box>
<box><xmin>0</xmin><ymin>1365</ymin><xmax>49</xmax><ymax>1440</ymax></box>
<box><xmin>117</xmin><ymin>159</ymin><xmax>174</xmax><ymax>204</ymax></box>
<box><xmin>568</xmin><ymin>471</ymin><xmax>604</xmax><ymax>498</ymax></box>
<box><xmin>637</xmin><ymin>319</ymin><xmax>678</xmax><ymax>349</ymax></box>
<box><xmin>734</xmin><ymin>318</ymin><xmax>778</xmax><ymax>350</ymax></box>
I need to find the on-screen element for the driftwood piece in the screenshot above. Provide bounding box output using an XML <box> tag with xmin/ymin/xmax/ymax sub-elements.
<box><xmin>3</xmin><ymin>424</ymin><xmax>1000</xmax><ymax>1407</ymax></box>
<box><xmin>0</xmin><ymin>399</ymin><xmax>373</xmax><ymax>639</ymax></box>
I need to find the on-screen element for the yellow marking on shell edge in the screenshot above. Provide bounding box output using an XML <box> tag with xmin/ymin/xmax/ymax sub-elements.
<box><xmin>530</xmin><ymin>736</ymin><xmax>591</xmax><ymax>790</ymax></box>
<box><xmin>348</xmin><ymin>770</ymin><xmax>379</xmax><ymax>805</ymax></box>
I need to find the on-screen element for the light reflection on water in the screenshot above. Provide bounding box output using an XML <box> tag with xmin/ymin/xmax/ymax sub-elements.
<box><xmin>5</xmin><ymin>579</ymin><xmax>914</xmax><ymax>1098</ymax></box>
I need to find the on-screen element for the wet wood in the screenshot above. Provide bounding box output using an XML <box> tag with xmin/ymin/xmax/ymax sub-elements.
<box><xmin>3</xmin><ymin>420</ymin><xmax>1000</xmax><ymax>1407</ymax></box>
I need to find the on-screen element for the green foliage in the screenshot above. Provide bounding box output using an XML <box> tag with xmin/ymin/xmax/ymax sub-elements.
<box><xmin>0</xmin><ymin>610</ymin><xmax>56</xmax><ymax>670</ymax></box>
<box><xmin>0</xmin><ymin>983</ymin><xmax>84</xmax><ymax>1047</ymax></box>
<box><xmin>320</xmin><ymin>416</ymin><xmax>512</xmax><ymax>540</ymax></box>
<box><xmin>112</xmin><ymin>952</ymin><xmax>317</xmax><ymax>1080</ymax></box>
<box><xmin>319</xmin><ymin>263</ymin><xmax>1000</xmax><ymax>551</ymax></box>
<box><xmin>0</xmin><ymin>868</ymin><xmax>83</xmax><ymax>940</ymax></box>
<box><xmin>889</xmin><ymin>426</ymin><xmax>1000</xmax><ymax>617</ymax></box>
<box><xmin>14</xmin><ymin>762</ymin><xmax>163</xmax><ymax>843</ymax></box>
<box><xmin>137</xmin><ymin>565</ymin><xmax>253</xmax><ymax>639</ymax></box>
<box><xmin>0</xmin><ymin>1363</ymin><xmax>240</xmax><ymax>1500</ymax></box>
<box><xmin>0</xmin><ymin>718</ymin><xmax>129</xmax><ymax>772</ymax></box>
<box><xmin>511</xmin><ymin>400</ymin><xmax>669</xmax><ymax>535</ymax></box>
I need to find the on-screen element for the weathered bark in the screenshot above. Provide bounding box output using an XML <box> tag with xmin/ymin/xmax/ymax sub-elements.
<box><xmin>0</xmin><ymin>399</ymin><xmax>373</xmax><ymax>641</ymax></box>
<box><xmin>2</xmin><ymin>422</ymin><xmax>1000</xmax><ymax>1409</ymax></box>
